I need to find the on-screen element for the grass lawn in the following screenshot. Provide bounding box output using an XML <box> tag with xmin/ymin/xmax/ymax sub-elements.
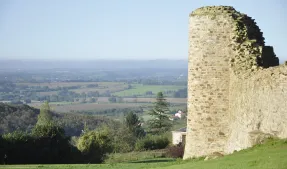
<box><xmin>113</xmin><ymin>84</ymin><xmax>186</xmax><ymax>97</ymax></box>
<box><xmin>0</xmin><ymin>159</ymin><xmax>178</xmax><ymax>169</ymax></box>
<box><xmin>2</xmin><ymin>138</ymin><xmax>287</xmax><ymax>169</ymax></box>
<box><xmin>105</xmin><ymin>150</ymin><xmax>167</xmax><ymax>163</ymax></box>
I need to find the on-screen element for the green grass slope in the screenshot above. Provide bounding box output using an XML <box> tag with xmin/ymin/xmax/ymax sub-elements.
<box><xmin>2</xmin><ymin>138</ymin><xmax>287</xmax><ymax>169</ymax></box>
<box><xmin>161</xmin><ymin>138</ymin><xmax>287</xmax><ymax>169</ymax></box>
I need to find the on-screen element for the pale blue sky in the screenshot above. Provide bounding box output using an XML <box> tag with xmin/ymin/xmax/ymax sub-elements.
<box><xmin>0</xmin><ymin>0</ymin><xmax>286</xmax><ymax>61</ymax></box>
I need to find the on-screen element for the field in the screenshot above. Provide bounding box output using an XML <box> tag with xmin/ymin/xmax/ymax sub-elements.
<box><xmin>124</xmin><ymin>97</ymin><xmax>186</xmax><ymax>103</ymax></box>
<box><xmin>17</xmin><ymin>82</ymin><xmax>186</xmax><ymax>99</ymax></box>
<box><xmin>17</xmin><ymin>82</ymin><xmax>187</xmax><ymax>116</ymax></box>
<box><xmin>29</xmin><ymin>102</ymin><xmax>146</xmax><ymax>113</ymax></box>
<box><xmin>113</xmin><ymin>84</ymin><xmax>186</xmax><ymax>97</ymax></box>
<box><xmin>28</xmin><ymin>97</ymin><xmax>186</xmax><ymax>113</ymax></box>
<box><xmin>24</xmin><ymin>82</ymin><xmax>129</xmax><ymax>96</ymax></box>
<box><xmin>17</xmin><ymin>82</ymin><xmax>126</xmax><ymax>88</ymax></box>
<box><xmin>2</xmin><ymin>138</ymin><xmax>287</xmax><ymax>169</ymax></box>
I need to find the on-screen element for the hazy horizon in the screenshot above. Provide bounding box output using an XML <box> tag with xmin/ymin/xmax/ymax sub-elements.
<box><xmin>0</xmin><ymin>59</ymin><xmax>188</xmax><ymax>71</ymax></box>
<box><xmin>0</xmin><ymin>0</ymin><xmax>286</xmax><ymax>61</ymax></box>
<box><xmin>0</xmin><ymin>58</ymin><xmax>188</xmax><ymax>61</ymax></box>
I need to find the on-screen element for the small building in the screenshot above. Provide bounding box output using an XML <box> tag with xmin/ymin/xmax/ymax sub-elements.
<box><xmin>171</xmin><ymin>127</ymin><xmax>187</xmax><ymax>145</ymax></box>
<box><xmin>175</xmin><ymin>110</ymin><xmax>184</xmax><ymax>119</ymax></box>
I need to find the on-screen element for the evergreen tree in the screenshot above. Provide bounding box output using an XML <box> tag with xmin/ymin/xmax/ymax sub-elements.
<box><xmin>125</xmin><ymin>111</ymin><xmax>145</xmax><ymax>138</ymax></box>
<box><xmin>36</xmin><ymin>101</ymin><xmax>53</xmax><ymax>126</ymax></box>
<box><xmin>148</xmin><ymin>92</ymin><xmax>172</xmax><ymax>134</ymax></box>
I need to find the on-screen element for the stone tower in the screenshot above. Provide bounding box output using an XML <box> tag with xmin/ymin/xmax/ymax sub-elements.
<box><xmin>184</xmin><ymin>6</ymin><xmax>287</xmax><ymax>159</ymax></box>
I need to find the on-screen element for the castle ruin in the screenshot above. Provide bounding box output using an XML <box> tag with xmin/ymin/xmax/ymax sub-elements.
<box><xmin>184</xmin><ymin>6</ymin><xmax>287</xmax><ymax>159</ymax></box>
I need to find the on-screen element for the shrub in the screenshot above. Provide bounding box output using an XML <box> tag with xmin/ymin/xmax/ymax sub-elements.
<box><xmin>32</xmin><ymin>122</ymin><xmax>65</xmax><ymax>139</ymax></box>
<box><xmin>105</xmin><ymin>121</ymin><xmax>137</xmax><ymax>153</ymax></box>
<box><xmin>2</xmin><ymin>131</ymin><xmax>36</xmax><ymax>164</ymax></box>
<box><xmin>1</xmin><ymin>125</ymin><xmax>74</xmax><ymax>164</ymax></box>
<box><xmin>70</xmin><ymin>136</ymin><xmax>79</xmax><ymax>147</ymax></box>
<box><xmin>0</xmin><ymin>135</ymin><xmax>5</xmax><ymax>164</ymax></box>
<box><xmin>2</xmin><ymin>130</ymin><xmax>30</xmax><ymax>142</ymax></box>
<box><xmin>111</xmin><ymin>126</ymin><xmax>136</xmax><ymax>153</ymax></box>
<box><xmin>165</xmin><ymin>142</ymin><xmax>185</xmax><ymax>158</ymax></box>
<box><xmin>77</xmin><ymin>128</ymin><xmax>113</xmax><ymax>163</ymax></box>
<box><xmin>135</xmin><ymin>135</ymin><xmax>169</xmax><ymax>151</ymax></box>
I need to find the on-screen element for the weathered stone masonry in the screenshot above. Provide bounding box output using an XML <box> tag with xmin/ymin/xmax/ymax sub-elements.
<box><xmin>184</xmin><ymin>6</ymin><xmax>287</xmax><ymax>159</ymax></box>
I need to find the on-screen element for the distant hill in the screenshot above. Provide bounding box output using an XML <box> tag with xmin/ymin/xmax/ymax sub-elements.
<box><xmin>0</xmin><ymin>59</ymin><xmax>188</xmax><ymax>71</ymax></box>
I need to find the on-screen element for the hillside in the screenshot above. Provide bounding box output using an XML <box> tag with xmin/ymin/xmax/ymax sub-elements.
<box><xmin>3</xmin><ymin>138</ymin><xmax>287</xmax><ymax>169</ymax></box>
<box><xmin>0</xmin><ymin>103</ymin><xmax>112</xmax><ymax>136</ymax></box>
<box><xmin>0</xmin><ymin>103</ymin><xmax>39</xmax><ymax>134</ymax></box>
<box><xmin>164</xmin><ymin>138</ymin><xmax>287</xmax><ymax>169</ymax></box>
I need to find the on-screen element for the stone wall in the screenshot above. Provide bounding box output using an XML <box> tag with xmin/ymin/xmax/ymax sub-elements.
<box><xmin>184</xmin><ymin>6</ymin><xmax>287</xmax><ymax>159</ymax></box>
<box><xmin>226</xmin><ymin>66</ymin><xmax>287</xmax><ymax>153</ymax></box>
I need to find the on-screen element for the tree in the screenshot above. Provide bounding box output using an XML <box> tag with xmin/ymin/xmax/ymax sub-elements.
<box><xmin>145</xmin><ymin>91</ymin><xmax>153</xmax><ymax>95</ymax></box>
<box><xmin>77</xmin><ymin>127</ymin><xmax>113</xmax><ymax>163</ymax></box>
<box><xmin>128</xmin><ymin>84</ymin><xmax>132</xmax><ymax>89</ymax></box>
<box><xmin>81</xmin><ymin>92</ymin><xmax>86</xmax><ymax>99</ymax></box>
<box><xmin>117</xmin><ymin>97</ymin><xmax>124</xmax><ymax>103</ymax></box>
<box><xmin>32</xmin><ymin>122</ymin><xmax>65</xmax><ymax>139</ymax></box>
<box><xmin>173</xmin><ymin>88</ymin><xmax>187</xmax><ymax>98</ymax></box>
<box><xmin>125</xmin><ymin>112</ymin><xmax>145</xmax><ymax>138</ymax></box>
<box><xmin>25</xmin><ymin>99</ymin><xmax>31</xmax><ymax>104</ymax></box>
<box><xmin>148</xmin><ymin>92</ymin><xmax>172</xmax><ymax>134</ymax></box>
<box><xmin>86</xmin><ymin>84</ymin><xmax>98</xmax><ymax>88</ymax></box>
<box><xmin>109</xmin><ymin>123</ymin><xmax>136</xmax><ymax>153</ymax></box>
<box><xmin>89</xmin><ymin>97</ymin><xmax>97</xmax><ymax>103</ymax></box>
<box><xmin>108</xmin><ymin>97</ymin><xmax>117</xmax><ymax>103</ymax></box>
<box><xmin>36</xmin><ymin>101</ymin><xmax>53</xmax><ymax>126</ymax></box>
<box><xmin>104</xmin><ymin>121</ymin><xmax>137</xmax><ymax>153</ymax></box>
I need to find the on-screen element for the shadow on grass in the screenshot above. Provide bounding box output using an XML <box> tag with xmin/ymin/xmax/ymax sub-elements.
<box><xmin>128</xmin><ymin>158</ymin><xmax>175</xmax><ymax>163</ymax></box>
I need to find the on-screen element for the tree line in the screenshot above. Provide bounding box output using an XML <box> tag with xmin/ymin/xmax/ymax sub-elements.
<box><xmin>0</xmin><ymin>92</ymin><xmax>177</xmax><ymax>164</ymax></box>
<box><xmin>0</xmin><ymin>103</ymin><xmax>112</xmax><ymax>136</ymax></box>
